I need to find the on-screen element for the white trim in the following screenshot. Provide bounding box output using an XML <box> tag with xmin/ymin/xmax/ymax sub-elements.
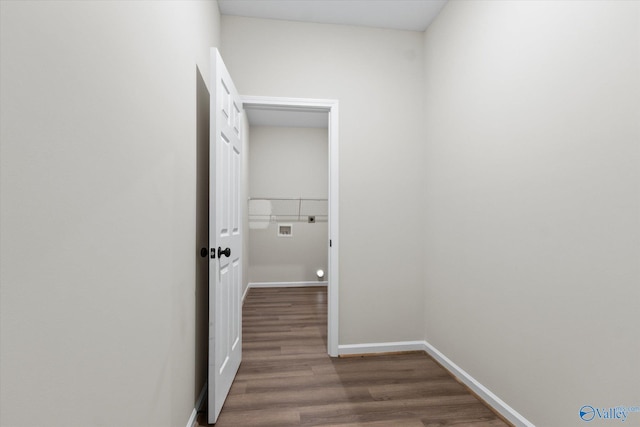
<box><xmin>243</xmin><ymin>96</ymin><xmax>338</xmax><ymax>111</ymax></box>
<box><xmin>242</xmin><ymin>283</ymin><xmax>250</xmax><ymax>303</ymax></box>
<box><xmin>327</xmin><ymin>101</ymin><xmax>339</xmax><ymax>357</ymax></box>
<box><xmin>337</xmin><ymin>340</ymin><xmax>534</xmax><ymax>427</ymax></box>
<box><xmin>185</xmin><ymin>407</ymin><xmax>198</xmax><ymax>427</ymax></box>
<box><xmin>248</xmin><ymin>281</ymin><xmax>328</xmax><ymax>288</ymax></box>
<box><xmin>241</xmin><ymin>95</ymin><xmax>339</xmax><ymax>358</ymax></box>
<box><xmin>338</xmin><ymin>341</ymin><xmax>428</xmax><ymax>355</ymax></box>
<box><xmin>422</xmin><ymin>341</ymin><xmax>535</xmax><ymax>427</ymax></box>
<box><xmin>185</xmin><ymin>382</ymin><xmax>208</xmax><ymax>427</ymax></box>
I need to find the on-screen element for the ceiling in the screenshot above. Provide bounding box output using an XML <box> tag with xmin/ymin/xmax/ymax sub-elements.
<box><xmin>218</xmin><ymin>0</ymin><xmax>448</xmax><ymax>32</ymax></box>
<box><xmin>223</xmin><ymin>0</ymin><xmax>448</xmax><ymax>128</ymax></box>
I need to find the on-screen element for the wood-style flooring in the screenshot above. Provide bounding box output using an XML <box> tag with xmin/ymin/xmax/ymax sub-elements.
<box><xmin>198</xmin><ymin>286</ymin><xmax>510</xmax><ymax>426</ymax></box>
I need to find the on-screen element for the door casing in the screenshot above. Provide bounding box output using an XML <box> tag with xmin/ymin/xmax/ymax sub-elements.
<box><xmin>242</xmin><ymin>95</ymin><xmax>339</xmax><ymax>357</ymax></box>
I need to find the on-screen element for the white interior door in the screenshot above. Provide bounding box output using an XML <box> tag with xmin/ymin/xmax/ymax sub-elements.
<box><xmin>208</xmin><ymin>48</ymin><xmax>243</xmax><ymax>424</ymax></box>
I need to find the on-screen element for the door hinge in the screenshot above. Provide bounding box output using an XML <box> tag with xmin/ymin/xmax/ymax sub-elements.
<box><xmin>329</xmin><ymin>239</ymin><xmax>332</xmax><ymax>248</ymax></box>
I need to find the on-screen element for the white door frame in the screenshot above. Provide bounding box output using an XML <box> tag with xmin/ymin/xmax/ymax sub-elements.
<box><xmin>241</xmin><ymin>95</ymin><xmax>339</xmax><ymax>357</ymax></box>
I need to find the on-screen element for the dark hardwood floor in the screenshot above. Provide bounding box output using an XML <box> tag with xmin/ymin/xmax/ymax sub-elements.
<box><xmin>198</xmin><ymin>286</ymin><xmax>509</xmax><ymax>426</ymax></box>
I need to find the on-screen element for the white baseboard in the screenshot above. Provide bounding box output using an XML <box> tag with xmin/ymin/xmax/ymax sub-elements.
<box><xmin>185</xmin><ymin>382</ymin><xmax>207</xmax><ymax>427</ymax></box>
<box><xmin>242</xmin><ymin>283</ymin><xmax>250</xmax><ymax>303</ymax></box>
<box><xmin>338</xmin><ymin>341</ymin><xmax>427</xmax><ymax>355</ymax></box>
<box><xmin>248</xmin><ymin>281</ymin><xmax>328</xmax><ymax>288</ymax></box>
<box><xmin>339</xmin><ymin>340</ymin><xmax>534</xmax><ymax>427</ymax></box>
<box><xmin>422</xmin><ymin>341</ymin><xmax>534</xmax><ymax>427</ymax></box>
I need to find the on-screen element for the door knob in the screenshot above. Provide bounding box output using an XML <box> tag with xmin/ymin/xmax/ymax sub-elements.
<box><xmin>200</xmin><ymin>248</ymin><xmax>208</xmax><ymax>258</ymax></box>
<box><xmin>218</xmin><ymin>247</ymin><xmax>231</xmax><ymax>258</ymax></box>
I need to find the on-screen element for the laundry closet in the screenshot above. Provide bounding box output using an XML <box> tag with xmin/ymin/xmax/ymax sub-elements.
<box><xmin>246</xmin><ymin>112</ymin><xmax>328</xmax><ymax>287</ymax></box>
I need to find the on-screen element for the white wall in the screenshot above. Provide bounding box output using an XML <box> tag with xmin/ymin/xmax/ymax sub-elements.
<box><xmin>422</xmin><ymin>1</ymin><xmax>640</xmax><ymax>426</ymax></box>
<box><xmin>249</xmin><ymin>126</ymin><xmax>328</xmax><ymax>199</ymax></box>
<box><xmin>0</xmin><ymin>1</ymin><xmax>220</xmax><ymax>426</ymax></box>
<box><xmin>248</xmin><ymin>126</ymin><xmax>328</xmax><ymax>283</ymax></box>
<box><xmin>222</xmin><ymin>16</ymin><xmax>427</xmax><ymax>344</ymax></box>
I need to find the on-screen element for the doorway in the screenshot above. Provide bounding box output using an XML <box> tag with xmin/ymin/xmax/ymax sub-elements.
<box><xmin>242</xmin><ymin>96</ymin><xmax>339</xmax><ymax>357</ymax></box>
